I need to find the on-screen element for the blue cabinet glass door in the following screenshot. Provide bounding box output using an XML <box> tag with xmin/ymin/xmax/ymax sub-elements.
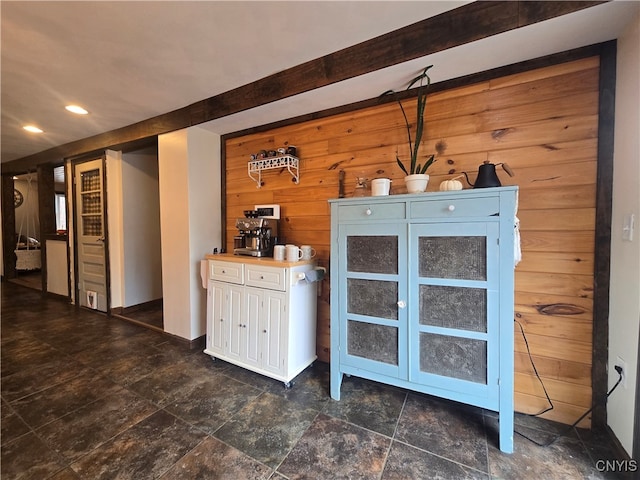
<box><xmin>408</xmin><ymin>222</ymin><xmax>500</xmax><ymax>405</ymax></box>
<box><xmin>337</xmin><ymin>223</ymin><xmax>408</xmax><ymax>379</ymax></box>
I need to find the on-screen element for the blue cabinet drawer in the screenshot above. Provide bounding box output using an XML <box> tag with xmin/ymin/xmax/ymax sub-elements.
<box><xmin>410</xmin><ymin>197</ymin><xmax>499</xmax><ymax>219</ymax></box>
<box><xmin>338</xmin><ymin>202</ymin><xmax>406</xmax><ymax>221</ymax></box>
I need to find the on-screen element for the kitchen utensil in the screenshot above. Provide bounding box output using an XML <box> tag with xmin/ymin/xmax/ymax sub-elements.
<box><xmin>286</xmin><ymin>245</ymin><xmax>303</xmax><ymax>262</ymax></box>
<box><xmin>273</xmin><ymin>245</ymin><xmax>285</xmax><ymax>261</ymax></box>
<box><xmin>463</xmin><ymin>161</ymin><xmax>514</xmax><ymax>188</ymax></box>
<box><xmin>300</xmin><ymin>245</ymin><xmax>316</xmax><ymax>260</ymax></box>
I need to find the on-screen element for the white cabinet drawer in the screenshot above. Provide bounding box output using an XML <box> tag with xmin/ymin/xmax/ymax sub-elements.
<box><xmin>245</xmin><ymin>265</ymin><xmax>286</xmax><ymax>291</ymax></box>
<box><xmin>209</xmin><ymin>260</ymin><xmax>244</xmax><ymax>284</ymax></box>
<box><xmin>410</xmin><ymin>197</ymin><xmax>499</xmax><ymax>219</ymax></box>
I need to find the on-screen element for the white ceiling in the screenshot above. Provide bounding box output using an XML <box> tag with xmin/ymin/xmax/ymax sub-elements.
<box><xmin>1</xmin><ymin>1</ymin><xmax>638</xmax><ymax>165</ymax></box>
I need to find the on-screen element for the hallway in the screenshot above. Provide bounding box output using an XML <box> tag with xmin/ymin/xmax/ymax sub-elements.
<box><xmin>1</xmin><ymin>282</ymin><xmax>620</xmax><ymax>479</ymax></box>
<box><xmin>7</xmin><ymin>269</ymin><xmax>41</xmax><ymax>291</ymax></box>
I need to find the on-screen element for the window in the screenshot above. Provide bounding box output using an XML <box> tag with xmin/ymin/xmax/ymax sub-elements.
<box><xmin>55</xmin><ymin>193</ymin><xmax>67</xmax><ymax>231</ymax></box>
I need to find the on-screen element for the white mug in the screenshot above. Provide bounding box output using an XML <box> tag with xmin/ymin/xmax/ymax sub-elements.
<box><xmin>273</xmin><ymin>245</ymin><xmax>285</xmax><ymax>261</ymax></box>
<box><xmin>286</xmin><ymin>244</ymin><xmax>303</xmax><ymax>262</ymax></box>
<box><xmin>300</xmin><ymin>245</ymin><xmax>316</xmax><ymax>260</ymax></box>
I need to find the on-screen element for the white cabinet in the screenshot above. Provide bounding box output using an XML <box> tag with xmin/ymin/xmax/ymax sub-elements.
<box><xmin>204</xmin><ymin>255</ymin><xmax>317</xmax><ymax>386</ymax></box>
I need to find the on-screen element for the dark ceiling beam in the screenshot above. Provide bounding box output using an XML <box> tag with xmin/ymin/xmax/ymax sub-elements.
<box><xmin>1</xmin><ymin>0</ymin><xmax>605</xmax><ymax>175</ymax></box>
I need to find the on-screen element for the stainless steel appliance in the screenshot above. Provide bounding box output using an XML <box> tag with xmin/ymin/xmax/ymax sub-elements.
<box><xmin>233</xmin><ymin>205</ymin><xmax>280</xmax><ymax>257</ymax></box>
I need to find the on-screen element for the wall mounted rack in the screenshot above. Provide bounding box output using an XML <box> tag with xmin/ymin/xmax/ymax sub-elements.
<box><xmin>248</xmin><ymin>155</ymin><xmax>299</xmax><ymax>188</ymax></box>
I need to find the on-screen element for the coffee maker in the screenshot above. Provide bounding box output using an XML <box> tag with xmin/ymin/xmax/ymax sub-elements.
<box><xmin>233</xmin><ymin>205</ymin><xmax>280</xmax><ymax>257</ymax></box>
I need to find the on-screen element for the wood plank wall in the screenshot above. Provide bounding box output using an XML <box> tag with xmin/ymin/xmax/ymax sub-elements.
<box><xmin>224</xmin><ymin>57</ymin><xmax>599</xmax><ymax>426</ymax></box>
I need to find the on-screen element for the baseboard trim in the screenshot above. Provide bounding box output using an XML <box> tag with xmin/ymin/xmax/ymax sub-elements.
<box><xmin>110</xmin><ymin>311</ymin><xmax>205</xmax><ymax>351</ymax></box>
<box><xmin>157</xmin><ymin>331</ymin><xmax>205</xmax><ymax>351</ymax></box>
<box><xmin>121</xmin><ymin>298</ymin><xmax>163</xmax><ymax>315</ymax></box>
<box><xmin>45</xmin><ymin>291</ymin><xmax>70</xmax><ymax>302</ymax></box>
<box><xmin>111</xmin><ymin>312</ymin><xmax>164</xmax><ymax>334</ymax></box>
<box><xmin>604</xmin><ymin>425</ymin><xmax>637</xmax><ymax>480</ymax></box>
<box><xmin>188</xmin><ymin>335</ymin><xmax>206</xmax><ymax>350</ymax></box>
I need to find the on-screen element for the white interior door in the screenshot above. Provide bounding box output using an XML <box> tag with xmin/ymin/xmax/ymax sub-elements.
<box><xmin>74</xmin><ymin>158</ymin><xmax>107</xmax><ymax>312</ymax></box>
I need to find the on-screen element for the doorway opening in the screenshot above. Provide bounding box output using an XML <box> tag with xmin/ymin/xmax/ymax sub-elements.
<box><xmin>110</xmin><ymin>144</ymin><xmax>163</xmax><ymax>331</ymax></box>
<box><xmin>11</xmin><ymin>172</ymin><xmax>42</xmax><ymax>291</ymax></box>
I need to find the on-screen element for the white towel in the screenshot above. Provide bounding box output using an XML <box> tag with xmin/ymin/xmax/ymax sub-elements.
<box><xmin>304</xmin><ymin>268</ymin><xmax>325</xmax><ymax>283</ymax></box>
<box><xmin>514</xmin><ymin>217</ymin><xmax>521</xmax><ymax>267</ymax></box>
<box><xmin>200</xmin><ymin>260</ymin><xmax>208</xmax><ymax>289</ymax></box>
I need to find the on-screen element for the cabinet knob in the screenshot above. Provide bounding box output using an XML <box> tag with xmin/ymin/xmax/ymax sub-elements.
<box><xmin>222</xmin><ymin>269</ymin><xmax>226</xmax><ymax>273</ymax></box>
<box><xmin>448</xmin><ymin>204</ymin><xmax>455</xmax><ymax>212</ymax></box>
<box><xmin>365</xmin><ymin>208</ymin><xmax>372</xmax><ymax>216</ymax></box>
<box><xmin>260</xmin><ymin>275</ymin><xmax>264</xmax><ymax>280</ymax></box>
<box><xmin>220</xmin><ymin>318</ymin><xmax>223</xmax><ymax>322</ymax></box>
<box><xmin>263</xmin><ymin>329</ymin><xmax>267</xmax><ymax>333</ymax></box>
<box><xmin>397</xmin><ymin>300</ymin><xmax>406</xmax><ymax>309</ymax></box>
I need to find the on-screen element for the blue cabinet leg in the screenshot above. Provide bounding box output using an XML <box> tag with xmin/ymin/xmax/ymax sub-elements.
<box><xmin>499</xmin><ymin>409</ymin><xmax>514</xmax><ymax>453</ymax></box>
<box><xmin>330</xmin><ymin>370</ymin><xmax>343</xmax><ymax>400</ymax></box>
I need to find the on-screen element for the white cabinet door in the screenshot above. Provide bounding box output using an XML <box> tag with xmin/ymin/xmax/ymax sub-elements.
<box><xmin>224</xmin><ymin>283</ymin><xmax>245</xmax><ymax>363</ymax></box>
<box><xmin>261</xmin><ymin>290</ymin><xmax>287</xmax><ymax>376</ymax></box>
<box><xmin>243</xmin><ymin>287</ymin><xmax>262</xmax><ymax>369</ymax></box>
<box><xmin>207</xmin><ymin>281</ymin><xmax>243</xmax><ymax>359</ymax></box>
<box><xmin>207</xmin><ymin>280</ymin><xmax>226</xmax><ymax>355</ymax></box>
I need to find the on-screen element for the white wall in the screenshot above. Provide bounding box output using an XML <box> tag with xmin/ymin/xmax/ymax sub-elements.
<box><xmin>46</xmin><ymin>239</ymin><xmax>68</xmax><ymax>296</ymax></box>
<box><xmin>158</xmin><ymin>126</ymin><xmax>221</xmax><ymax>340</ymax></box>
<box><xmin>608</xmin><ymin>12</ymin><xmax>640</xmax><ymax>457</ymax></box>
<box><xmin>121</xmin><ymin>146</ymin><xmax>162</xmax><ymax>307</ymax></box>
<box><xmin>106</xmin><ymin>150</ymin><xmax>124</xmax><ymax>308</ymax></box>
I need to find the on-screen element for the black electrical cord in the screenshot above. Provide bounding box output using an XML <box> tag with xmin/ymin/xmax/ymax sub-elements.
<box><xmin>514</xmin><ymin>319</ymin><xmax>624</xmax><ymax>448</ymax></box>
<box><xmin>515</xmin><ymin>319</ymin><xmax>554</xmax><ymax>417</ymax></box>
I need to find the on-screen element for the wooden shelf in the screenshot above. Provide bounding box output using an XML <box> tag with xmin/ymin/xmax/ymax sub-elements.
<box><xmin>248</xmin><ymin>155</ymin><xmax>299</xmax><ymax>188</ymax></box>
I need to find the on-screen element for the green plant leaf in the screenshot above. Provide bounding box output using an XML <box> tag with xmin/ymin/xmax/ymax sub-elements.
<box><xmin>385</xmin><ymin>65</ymin><xmax>435</xmax><ymax>176</ymax></box>
<box><xmin>412</xmin><ymin>94</ymin><xmax>427</xmax><ymax>173</ymax></box>
<box><xmin>396</xmin><ymin>156</ymin><xmax>408</xmax><ymax>175</ymax></box>
<box><xmin>418</xmin><ymin>154</ymin><xmax>436</xmax><ymax>174</ymax></box>
<box><xmin>406</xmin><ymin>65</ymin><xmax>433</xmax><ymax>90</ymax></box>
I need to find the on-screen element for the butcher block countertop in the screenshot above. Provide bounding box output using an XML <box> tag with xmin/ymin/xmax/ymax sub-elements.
<box><xmin>204</xmin><ymin>253</ymin><xmax>315</xmax><ymax>268</ymax></box>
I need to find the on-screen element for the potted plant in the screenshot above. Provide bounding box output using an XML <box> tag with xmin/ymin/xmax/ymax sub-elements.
<box><xmin>382</xmin><ymin>65</ymin><xmax>436</xmax><ymax>193</ymax></box>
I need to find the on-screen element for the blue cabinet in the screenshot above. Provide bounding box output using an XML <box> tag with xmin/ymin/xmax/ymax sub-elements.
<box><xmin>329</xmin><ymin>187</ymin><xmax>517</xmax><ymax>453</ymax></box>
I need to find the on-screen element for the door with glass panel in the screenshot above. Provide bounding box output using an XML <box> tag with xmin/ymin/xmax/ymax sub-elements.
<box><xmin>337</xmin><ymin>223</ymin><xmax>408</xmax><ymax>379</ymax></box>
<box><xmin>408</xmin><ymin>222</ymin><xmax>499</xmax><ymax>400</ymax></box>
<box><xmin>74</xmin><ymin>158</ymin><xmax>108</xmax><ymax>312</ymax></box>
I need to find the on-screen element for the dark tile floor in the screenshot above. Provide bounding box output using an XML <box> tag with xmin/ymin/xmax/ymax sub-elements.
<box><xmin>7</xmin><ymin>269</ymin><xmax>42</xmax><ymax>291</ymax></box>
<box><xmin>1</xmin><ymin>282</ymin><xmax>622</xmax><ymax>479</ymax></box>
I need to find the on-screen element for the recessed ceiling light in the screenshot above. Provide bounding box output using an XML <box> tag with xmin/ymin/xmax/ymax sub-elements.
<box><xmin>23</xmin><ymin>125</ymin><xmax>44</xmax><ymax>133</ymax></box>
<box><xmin>65</xmin><ymin>105</ymin><xmax>89</xmax><ymax>115</ymax></box>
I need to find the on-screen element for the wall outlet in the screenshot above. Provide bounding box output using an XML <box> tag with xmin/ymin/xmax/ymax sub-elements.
<box><xmin>615</xmin><ymin>356</ymin><xmax>628</xmax><ymax>389</ymax></box>
<box><xmin>622</xmin><ymin>213</ymin><xmax>635</xmax><ymax>241</ymax></box>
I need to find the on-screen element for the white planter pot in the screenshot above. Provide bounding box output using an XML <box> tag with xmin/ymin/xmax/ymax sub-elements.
<box><xmin>404</xmin><ymin>174</ymin><xmax>430</xmax><ymax>193</ymax></box>
<box><xmin>371</xmin><ymin>178</ymin><xmax>392</xmax><ymax>196</ymax></box>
